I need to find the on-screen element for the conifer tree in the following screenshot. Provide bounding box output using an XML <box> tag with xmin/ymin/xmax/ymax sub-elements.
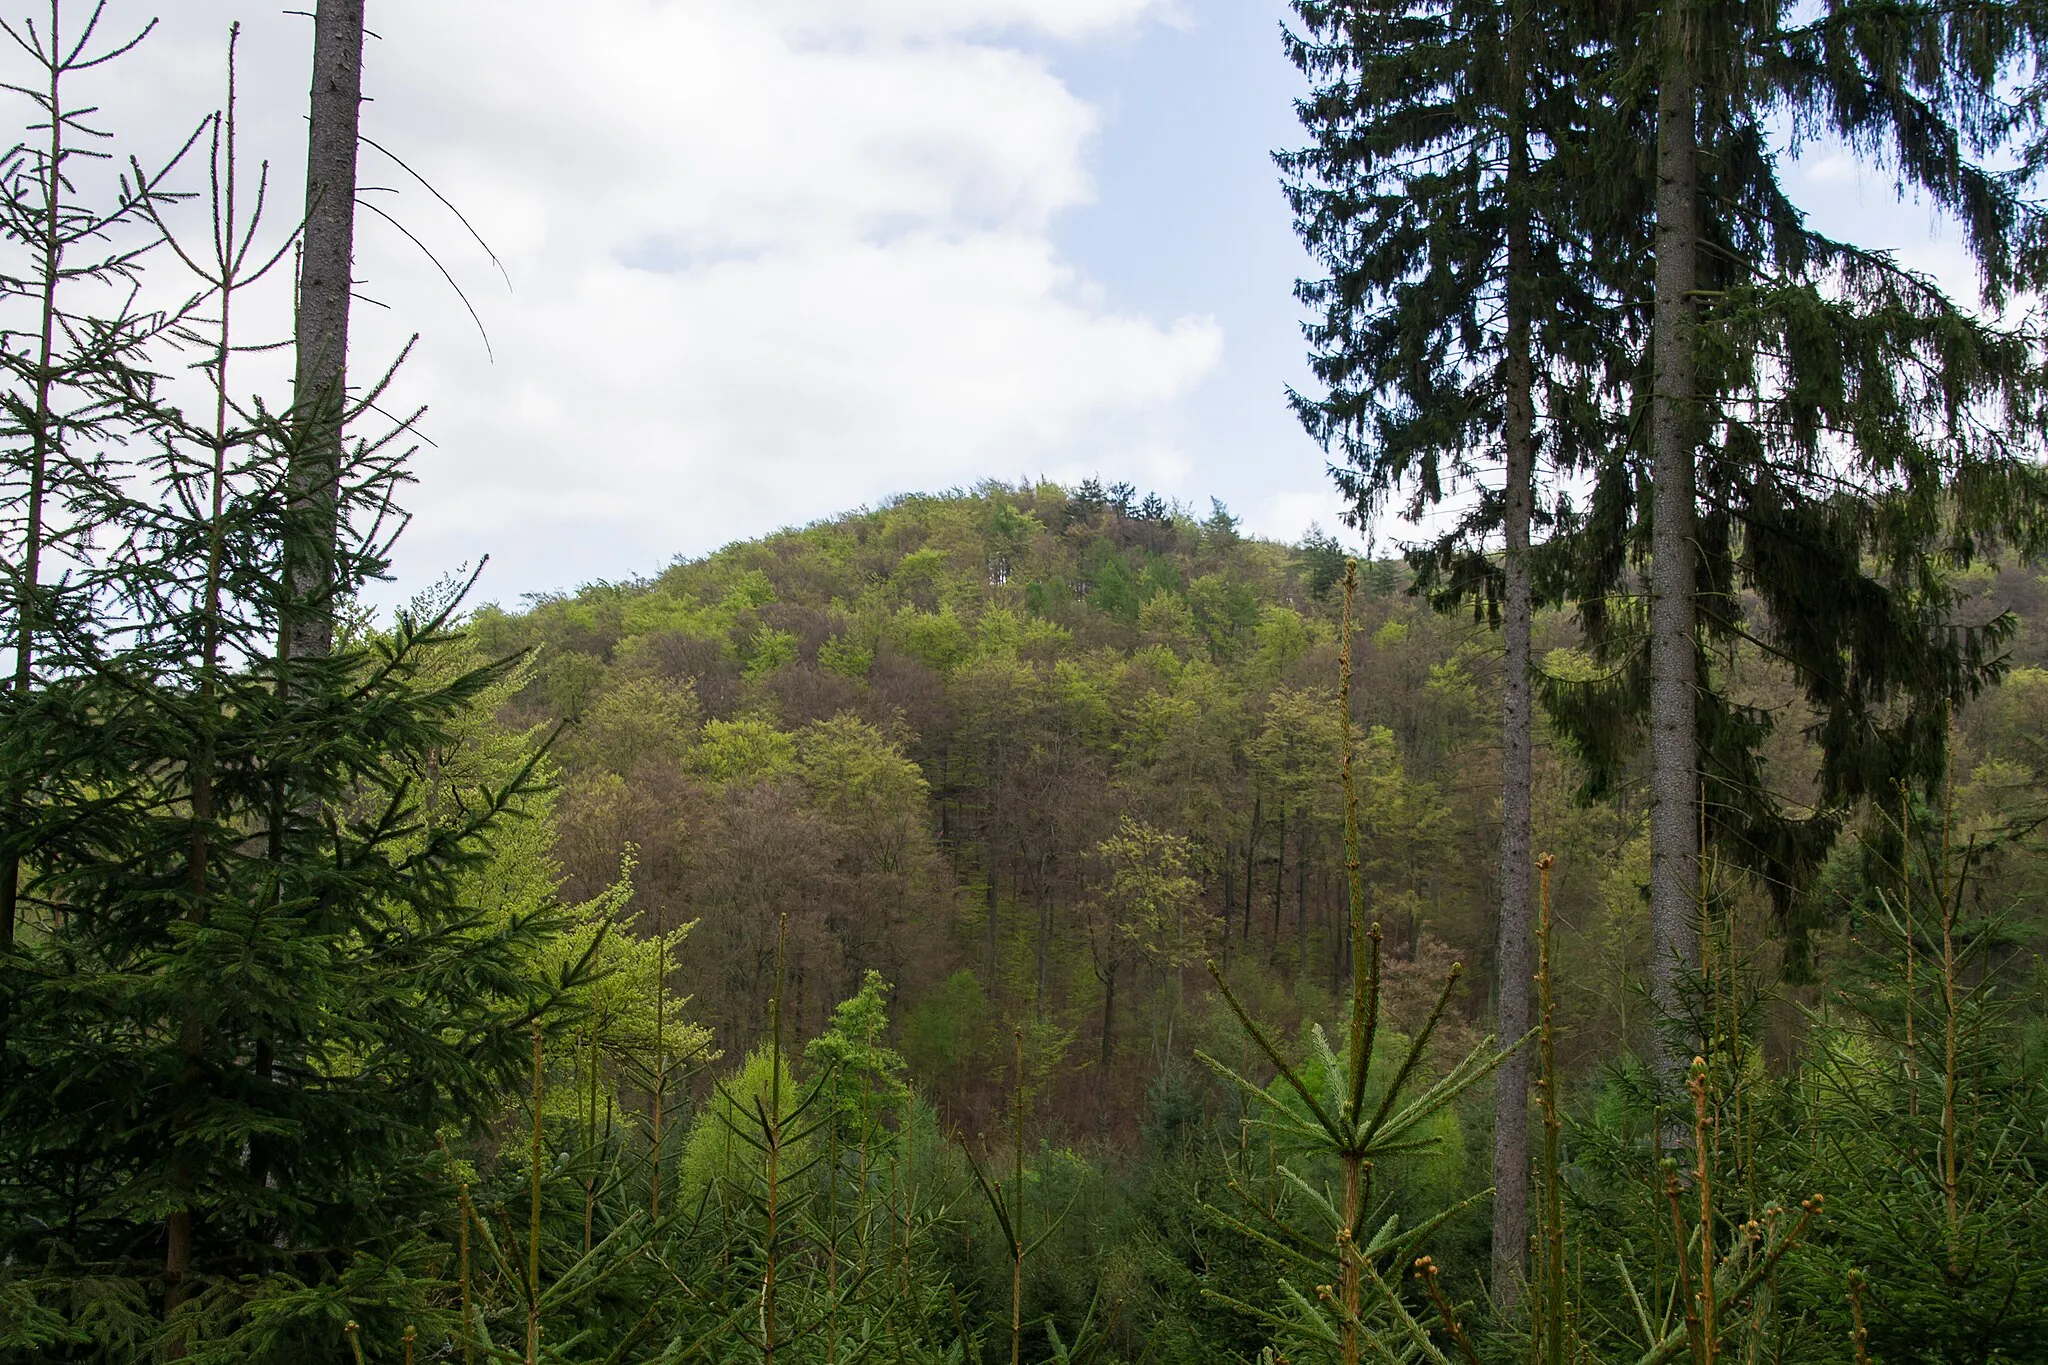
<box><xmin>1790</xmin><ymin>800</ymin><xmax>2048</xmax><ymax>1358</ymax></box>
<box><xmin>1281</xmin><ymin>0</ymin><xmax>1617</xmax><ymax>1300</ymax></box>
<box><xmin>0</xmin><ymin>1</ymin><xmax>193</xmax><ymax>951</ymax></box>
<box><xmin>0</xmin><ymin>25</ymin><xmax>588</xmax><ymax>1360</ymax></box>
<box><xmin>1544</xmin><ymin>0</ymin><xmax>2048</xmax><ymax>1102</ymax></box>
<box><xmin>1642</xmin><ymin>0</ymin><xmax>1704</xmax><ymax>1119</ymax></box>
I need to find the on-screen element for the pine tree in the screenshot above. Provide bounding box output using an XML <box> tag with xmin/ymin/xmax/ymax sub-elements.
<box><xmin>0</xmin><ymin>25</ymin><xmax>589</xmax><ymax>1361</ymax></box>
<box><xmin>0</xmin><ymin>1</ymin><xmax>194</xmax><ymax>951</ymax></box>
<box><xmin>1542</xmin><ymin>0</ymin><xmax>2048</xmax><ymax>1095</ymax></box>
<box><xmin>1789</xmin><ymin>798</ymin><xmax>2048</xmax><ymax>1359</ymax></box>
<box><xmin>1280</xmin><ymin>0</ymin><xmax>1619</xmax><ymax>1300</ymax></box>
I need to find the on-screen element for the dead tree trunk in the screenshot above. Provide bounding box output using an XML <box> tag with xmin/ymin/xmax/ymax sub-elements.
<box><xmin>285</xmin><ymin>0</ymin><xmax>366</xmax><ymax>665</ymax></box>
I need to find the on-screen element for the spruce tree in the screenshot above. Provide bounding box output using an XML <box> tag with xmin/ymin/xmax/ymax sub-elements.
<box><xmin>1788</xmin><ymin>802</ymin><xmax>2048</xmax><ymax>1359</ymax></box>
<box><xmin>1643</xmin><ymin>0</ymin><xmax>1704</xmax><ymax>1119</ymax></box>
<box><xmin>0</xmin><ymin>1</ymin><xmax>193</xmax><ymax>951</ymax></box>
<box><xmin>1543</xmin><ymin>0</ymin><xmax>2048</xmax><ymax>1095</ymax></box>
<box><xmin>1280</xmin><ymin>0</ymin><xmax>1618</xmax><ymax>1300</ymax></box>
<box><xmin>0</xmin><ymin>22</ymin><xmax>588</xmax><ymax>1361</ymax></box>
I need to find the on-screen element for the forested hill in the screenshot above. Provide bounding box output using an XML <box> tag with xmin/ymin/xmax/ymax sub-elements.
<box><xmin>473</xmin><ymin>479</ymin><xmax>2048</xmax><ymax>1134</ymax></box>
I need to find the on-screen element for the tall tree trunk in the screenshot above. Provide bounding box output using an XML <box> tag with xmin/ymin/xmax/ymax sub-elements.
<box><xmin>1648</xmin><ymin>0</ymin><xmax>1702</xmax><ymax>1109</ymax></box>
<box><xmin>1490</xmin><ymin>65</ymin><xmax>1539</xmax><ymax>1303</ymax></box>
<box><xmin>1491</xmin><ymin>5</ymin><xmax>1539</xmax><ymax>1303</ymax></box>
<box><xmin>1099</xmin><ymin>963</ymin><xmax>1116</xmax><ymax>1069</ymax></box>
<box><xmin>985</xmin><ymin>868</ymin><xmax>999</xmax><ymax>989</ymax></box>
<box><xmin>285</xmin><ymin>0</ymin><xmax>366</xmax><ymax>665</ymax></box>
<box><xmin>1295</xmin><ymin>849</ymin><xmax>1308</xmax><ymax>975</ymax></box>
<box><xmin>1272</xmin><ymin>804</ymin><xmax>1286</xmax><ymax>942</ymax></box>
<box><xmin>1243</xmin><ymin>797</ymin><xmax>1262</xmax><ymax>943</ymax></box>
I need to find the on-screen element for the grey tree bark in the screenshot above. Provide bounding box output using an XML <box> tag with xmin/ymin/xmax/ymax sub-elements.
<box><xmin>285</xmin><ymin>0</ymin><xmax>366</xmax><ymax>664</ymax></box>
<box><xmin>1489</xmin><ymin>38</ymin><xmax>1538</xmax><ymax>1303</ymax></box>
<box><xmin>1648</xmin><ymin>0</ymin><xmax>1702</xmax><ymax>1107</ymax></box>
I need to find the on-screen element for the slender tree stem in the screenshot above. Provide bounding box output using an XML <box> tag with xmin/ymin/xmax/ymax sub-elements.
<box><xmin>1940</xmin><ymin>761</ymin><xmax>1960</xmax><ymax>1275</ymax></box>
<box><xmin>1649</xmin><ymin>0</ymin><xmax>1704</xmax><ymax>1116</ymax></box>
<box><xmin>527</xmin><ymin>1029</ymin><xmax>543</xmax><ymax>1365</ymax></box>
<box><xmin>652</xmin><ymin>900</ymin><xmax>665</xmax><ymax>1223</ymax></box>
<box><xmin>285</xmin><ymin>0</ymin><xmax>366</xmax><ymax>665</ymax></box>
<box><xmin>763</xmin><ymin>913</ymin><xmax>789</xmax><ymax>1361</ymax></box>
<box><xmin>3</xmin><ymin>0</ymin><xmax>73</xmax><ymax>954</ymax></box>
<box><xmin>1416</xmin><ymin>1258</ymin><xmax>1483</xmax><ymax>1365</ymax></box>
<box><xmin>436</xmin><ymin>1136</ymin><xmax>477</xmax><ymax>1365</ymax></box>
<box><xmin>1663</xmin><ymin>1165</ymin><xmax>1701</xmax><ymax>1362</ymax></box>
<box><xmin>1902</xmin><ymin>785</ymin><xmax>1917</xmax><ymax>1122</ymax></box>
<box><xmin>1492</xmin><ymin>0</ymin><xmax>1539</xmax><ymax>1301</ymax></box>
<box><xmin>1012</xmin><ymin>1026</ymin><xmax>1025</xmax><ymax>1365</ymax></box>
<box><xmin>1537</xmin><ymin>855</ymin><xmax>1564</xmax><ymax>1365</ymax></box>
<box><xmin>1340</xmin><ymin>1153</ymin><xmax>1361</xmax><ymax>1365</ymax></box>
<box><xmin>1341</xmin><ymin>564</ymin><xmax>1370</xmax><ymax>1091</ymax></box>
<box><xmin>1692</xmin><ymin>1059</ymin><xmax>1715</xmax><ymax>1363</ymax></box>
<box><xmin>1846</xmin><ymin>1269</ymin><xmax>1870</xmax><ymax>1365</ymax></box>
<box><xmin>170</xmin><ymin>32</ymin><xmax>256</xmax><ymax>1346</ymax></box>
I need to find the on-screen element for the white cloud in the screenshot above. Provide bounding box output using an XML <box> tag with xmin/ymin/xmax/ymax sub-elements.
<box><xmin>51</xmin><ymin>0</ymin><xmax>1217</xmax><ymax>599</ymax></box>
<box><xmin>1800</xmin><ymin>151</ymin><xmax>1860</xmax><ymax>186</ymax></box>
<box><xmin>758</xmin><ymin>0</ymin><xmax>1166</xmax><ymax>42</ymax></box>
<box><xmin>1245</xmin><ymin>489</ymin><xmax>1335</xmax><ymax>545</ymax></box>
<box><xmin>1785</xmin><ymin>141</ymin><xmax>2003</xmax><ymax>311</ymax></box>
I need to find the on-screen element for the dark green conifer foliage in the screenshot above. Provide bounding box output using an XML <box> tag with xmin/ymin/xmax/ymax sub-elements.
<box><xmin>0</xmin><ymin>0</ymin><xmax>197</xmax><ymax>952</ymax></box>
<box><xmin>0</xmin><ymin>22</ymin><xmax>588</xmax><ymax>1360</ymax></box>
<box><xmin>1539</xmin><ymin>0</ymin><xmax>2048</xmax><ymax>985</ymax></box>
<box><xmin>1786</xmin><ymin>796</ymin><xmax>2048</xmax><ymax>1360</ymax></box>
<box><xmin>1280</xmin><ymin>0</ymin><xmax>1618</xmax><ymax>1299</ymax></box>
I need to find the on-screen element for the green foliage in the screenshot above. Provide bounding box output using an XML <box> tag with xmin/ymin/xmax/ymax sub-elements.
<box><xmin>1198</xmin><ymin>939</ymin><xmax>1512</xmax><ymax>1363</ymax></box>
<box><xmin>456</xmin><ymin>474</ymin><xmax>2048</xmax><ymax>1361</ymax></box>
<box><xmin>544</xmin><ymin>648</ymin><xmax>609</xmax><ymax>721</ymax></box>
<box><xmin>1299</xmin><ymin>528</ymin><xmax>1348</xmax><ymax>602</ymax></box>
<box><xmin>1091</xmin><ymin>817</ymin><xmax>1205</xmax><ymax>970</ymax></box>
<box><xmin>743</xmin><ymin>623</ymin><xmax>800</xmax><ymax>680</ymax></box>
<box><xmin>1188</xmin><ymin>571</ymin><xmax>1262</xmax><ymax>652</ymax></box>
<box><xmin>796</xmin><ymin>715</ymin><xmax>930</xmax><ymax>820</ymax></box>
<box><xmin>1251</xmin><ymin>604</ymin><xmax>1317</xmax><ymax>679</ymax></box>
<box><xmin>900</xmin><ymin>970</ymin><xmax>992</xmax><ymax>1080</ymax></box>
<box><xmin>558</xmin><ymin>673</ymin><xmax>700</xmax><ymax>775</ymax></box>
<box><xmin>1087</xmin><ymin>545</ymin><xmax>1144</xmax><ymax>623</ymax></box>
<box><xmin>1777</xmin><ymin>808</ymin><xmax>2048</xmax><ymax>1361</ymax></box>
<box><xmin>692</xmin><ymin>715</ymin><xmax>798</xmax><ymax>783</ymax></box>
<box><xmin>818</xmin><ymin>633</ymin><xmax>874</xmax><ymax>680</ymax></box>
<box><xmin>804</xmin><ymin>969</ymin><xmax>913</xmax><ymax>1144</ymax></box>
<box><xmin>903</xmin><ymin>604</ymin><xmax>974</xmax><ymax>671</ymax></box>
<box><xmin>678</xmin><ymin>1044</ymin><xmax>805</xmax><ymax>1199</ymax></box>
<box><xmin>0</xmin><ymin>27</ymin><xmax>597</xmax><ymax>1357</ymax></box>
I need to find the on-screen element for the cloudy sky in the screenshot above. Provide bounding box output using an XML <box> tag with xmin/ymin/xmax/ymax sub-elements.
<box><xmin>42</xmin><ymin>0</ymin><xmax>1983</xmax><ymax>605</ymax></box>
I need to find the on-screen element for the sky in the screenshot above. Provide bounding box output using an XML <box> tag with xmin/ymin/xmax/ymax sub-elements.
<box><xmin>30</xmin><ymin>0</ymin><xmax>1992</xmax><ymax>607</ymax></box>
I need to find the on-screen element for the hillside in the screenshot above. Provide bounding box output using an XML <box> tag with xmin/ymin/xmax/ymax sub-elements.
<box><xmin>474</xmin><ymin>479</ymin><xmax>2048</xmax><ymax>1135</ymax></box>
